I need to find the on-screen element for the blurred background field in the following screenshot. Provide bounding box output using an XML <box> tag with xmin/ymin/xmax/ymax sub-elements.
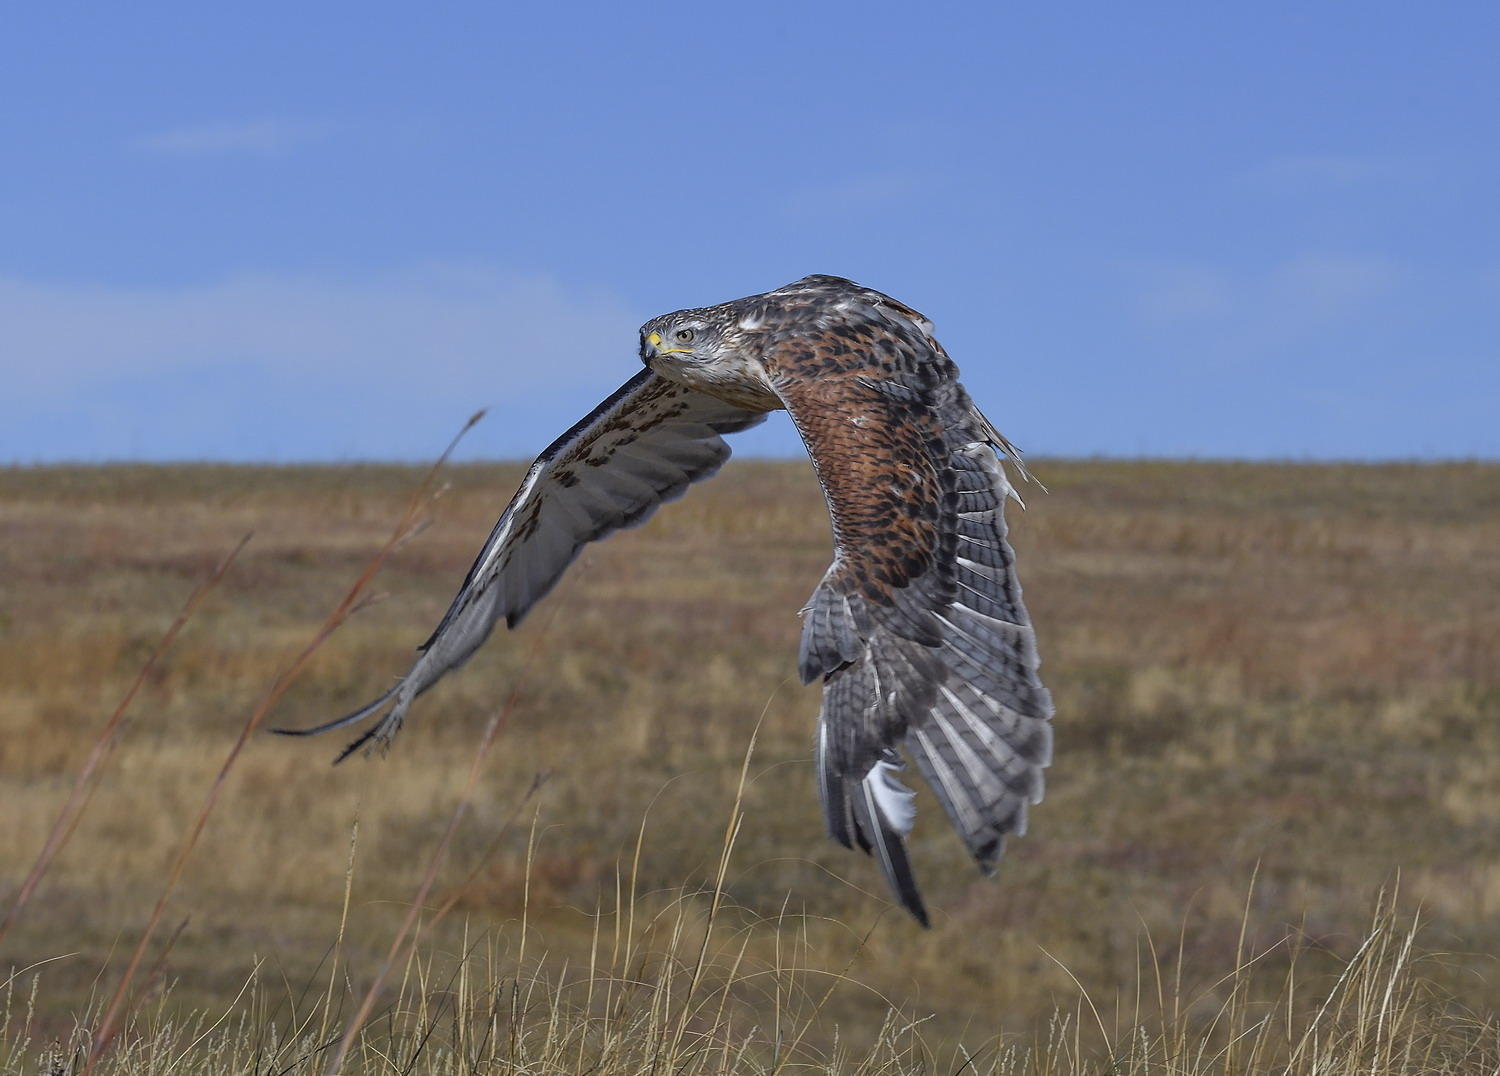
<box><xmin>1</xmin><ymin>458</ymin><xmax>1496</xmax><ymax>1070</ymax></box>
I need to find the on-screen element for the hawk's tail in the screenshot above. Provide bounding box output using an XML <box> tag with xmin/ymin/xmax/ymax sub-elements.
<box><xmin>817</xmin><ymin>724</ymin><xmax>930</xmax><ymax>927</ymax></box>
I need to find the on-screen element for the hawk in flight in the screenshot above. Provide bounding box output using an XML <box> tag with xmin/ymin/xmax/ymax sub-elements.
<box><xmin>278</xmin><ymin>275</ymin><xmax>1053</xmax><ymax>925</ymax></box>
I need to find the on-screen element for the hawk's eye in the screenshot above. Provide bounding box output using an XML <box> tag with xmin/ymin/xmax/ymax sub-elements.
<box><xmin>674</xmin><ymin>328</ymin><xmax>695</xmax><ymax>344</ymax></box>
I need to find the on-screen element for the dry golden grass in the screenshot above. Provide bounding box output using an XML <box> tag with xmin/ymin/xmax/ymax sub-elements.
<box><xmin>0</xmin><ymin>458</ymin><xmax>1496</xmax><ymax>1072</ymax></box>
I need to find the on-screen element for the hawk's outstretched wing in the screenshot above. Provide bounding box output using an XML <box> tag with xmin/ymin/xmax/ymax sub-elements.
<box><xmin>274</xmin><ymin>370</ymin><xmax>767</xmax><ymax>760</ymax></box>
<box><xmin>772</xmin><ymin>295</ymin><xmax>1053</xmax><ymax>927</ymax></box>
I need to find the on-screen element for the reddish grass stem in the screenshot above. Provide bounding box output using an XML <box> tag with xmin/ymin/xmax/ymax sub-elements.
<box><xmin>82</xmin><ymin>411</ymin><xmax>485</xmax><ymax>1072</ymax></box>
<box><xmin>0</xmin><ymin>534</ymin><xmax>249</xmax><ymax>950</ymax></box>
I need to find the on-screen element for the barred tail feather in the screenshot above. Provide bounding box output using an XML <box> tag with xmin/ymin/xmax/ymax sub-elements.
<box><xmin>816</xmin><ymin>719</ymin><xmax>856</xmax><ymax>850</ymax></box>
<box><xmin>816</xmin><ymin>716</ymin><xmax>929</xmax><ymax>925</ymax></box>
<box><xmin>850</xmin><ymin>765</ymin><xmax>929</xmax><ymax>927</ymax></box>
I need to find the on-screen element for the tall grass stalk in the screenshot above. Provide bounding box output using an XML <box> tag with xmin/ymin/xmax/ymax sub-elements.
<box><xmin>76</xmin><ymin>414</ymin><xmax>485</xmax><ymax>1070</ymax></box>
<box><xmin>5</xmin><ymin>845</ymin><xmax>1493</xmax><ymax>1073</ymax></box>
<box><xmin>0</xmin><ymin>535</ymin><xmax>247</xmax><ymax>949</ymax></box>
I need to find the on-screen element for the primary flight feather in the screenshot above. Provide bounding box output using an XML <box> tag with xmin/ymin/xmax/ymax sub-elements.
<box><xmin>276</xmin><ymin>274</ymin><xmax>1053</xmax><ymax>926</ymax></box>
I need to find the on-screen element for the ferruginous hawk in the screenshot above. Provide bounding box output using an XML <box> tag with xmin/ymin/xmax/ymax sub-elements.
<box><xmin>277</xmin><ymin>274</ymin><xmax>1053</xmax><ymax>925</ymax></box>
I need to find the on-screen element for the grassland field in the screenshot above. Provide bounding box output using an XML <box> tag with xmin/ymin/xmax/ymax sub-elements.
<box><xmin>0</xmin><ymin>458</ymin><xmax>1496</xmax><ymax>1072</ymax></box>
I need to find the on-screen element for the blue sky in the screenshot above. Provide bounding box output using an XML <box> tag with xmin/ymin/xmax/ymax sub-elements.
<box><xmin>2</xmin><ymin>2</ymin><xmax>1495</xmax><ymax>462</ymax></box>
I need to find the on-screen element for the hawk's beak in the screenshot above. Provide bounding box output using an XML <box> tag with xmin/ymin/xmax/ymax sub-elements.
<box><xmin>643</xmin><ymin>330</ymin><xmax>693</xmax><ymax>359</ymax></box>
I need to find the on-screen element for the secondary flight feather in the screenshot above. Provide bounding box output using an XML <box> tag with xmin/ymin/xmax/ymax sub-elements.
<box><xmin>275</xmin><ymin>274</ymin><xmax>1053</xmax><ymax>926</ymax></box>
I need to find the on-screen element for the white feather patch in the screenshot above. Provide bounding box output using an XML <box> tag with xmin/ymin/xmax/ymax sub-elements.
<box><xmin>864</xmin><ymin>759</ymin><xmax>917</xmax><ymax>836</ymax></box>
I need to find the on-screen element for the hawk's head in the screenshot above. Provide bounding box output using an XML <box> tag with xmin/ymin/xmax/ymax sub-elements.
<box><xmin>638</xmin><ymin>300</ymin><xmax>779</xmax><ymax>408</ymax></box>
<box><xmin>640</xmin><ymin>303</ymin><xmax>736</xmax><ymax>367</ymax></box>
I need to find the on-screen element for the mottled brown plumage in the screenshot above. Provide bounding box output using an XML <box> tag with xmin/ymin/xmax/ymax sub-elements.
<box><xmin>277</xmin><ymin>275</ymin><xmax>1052</xmax><ymax>926</ymax></box>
